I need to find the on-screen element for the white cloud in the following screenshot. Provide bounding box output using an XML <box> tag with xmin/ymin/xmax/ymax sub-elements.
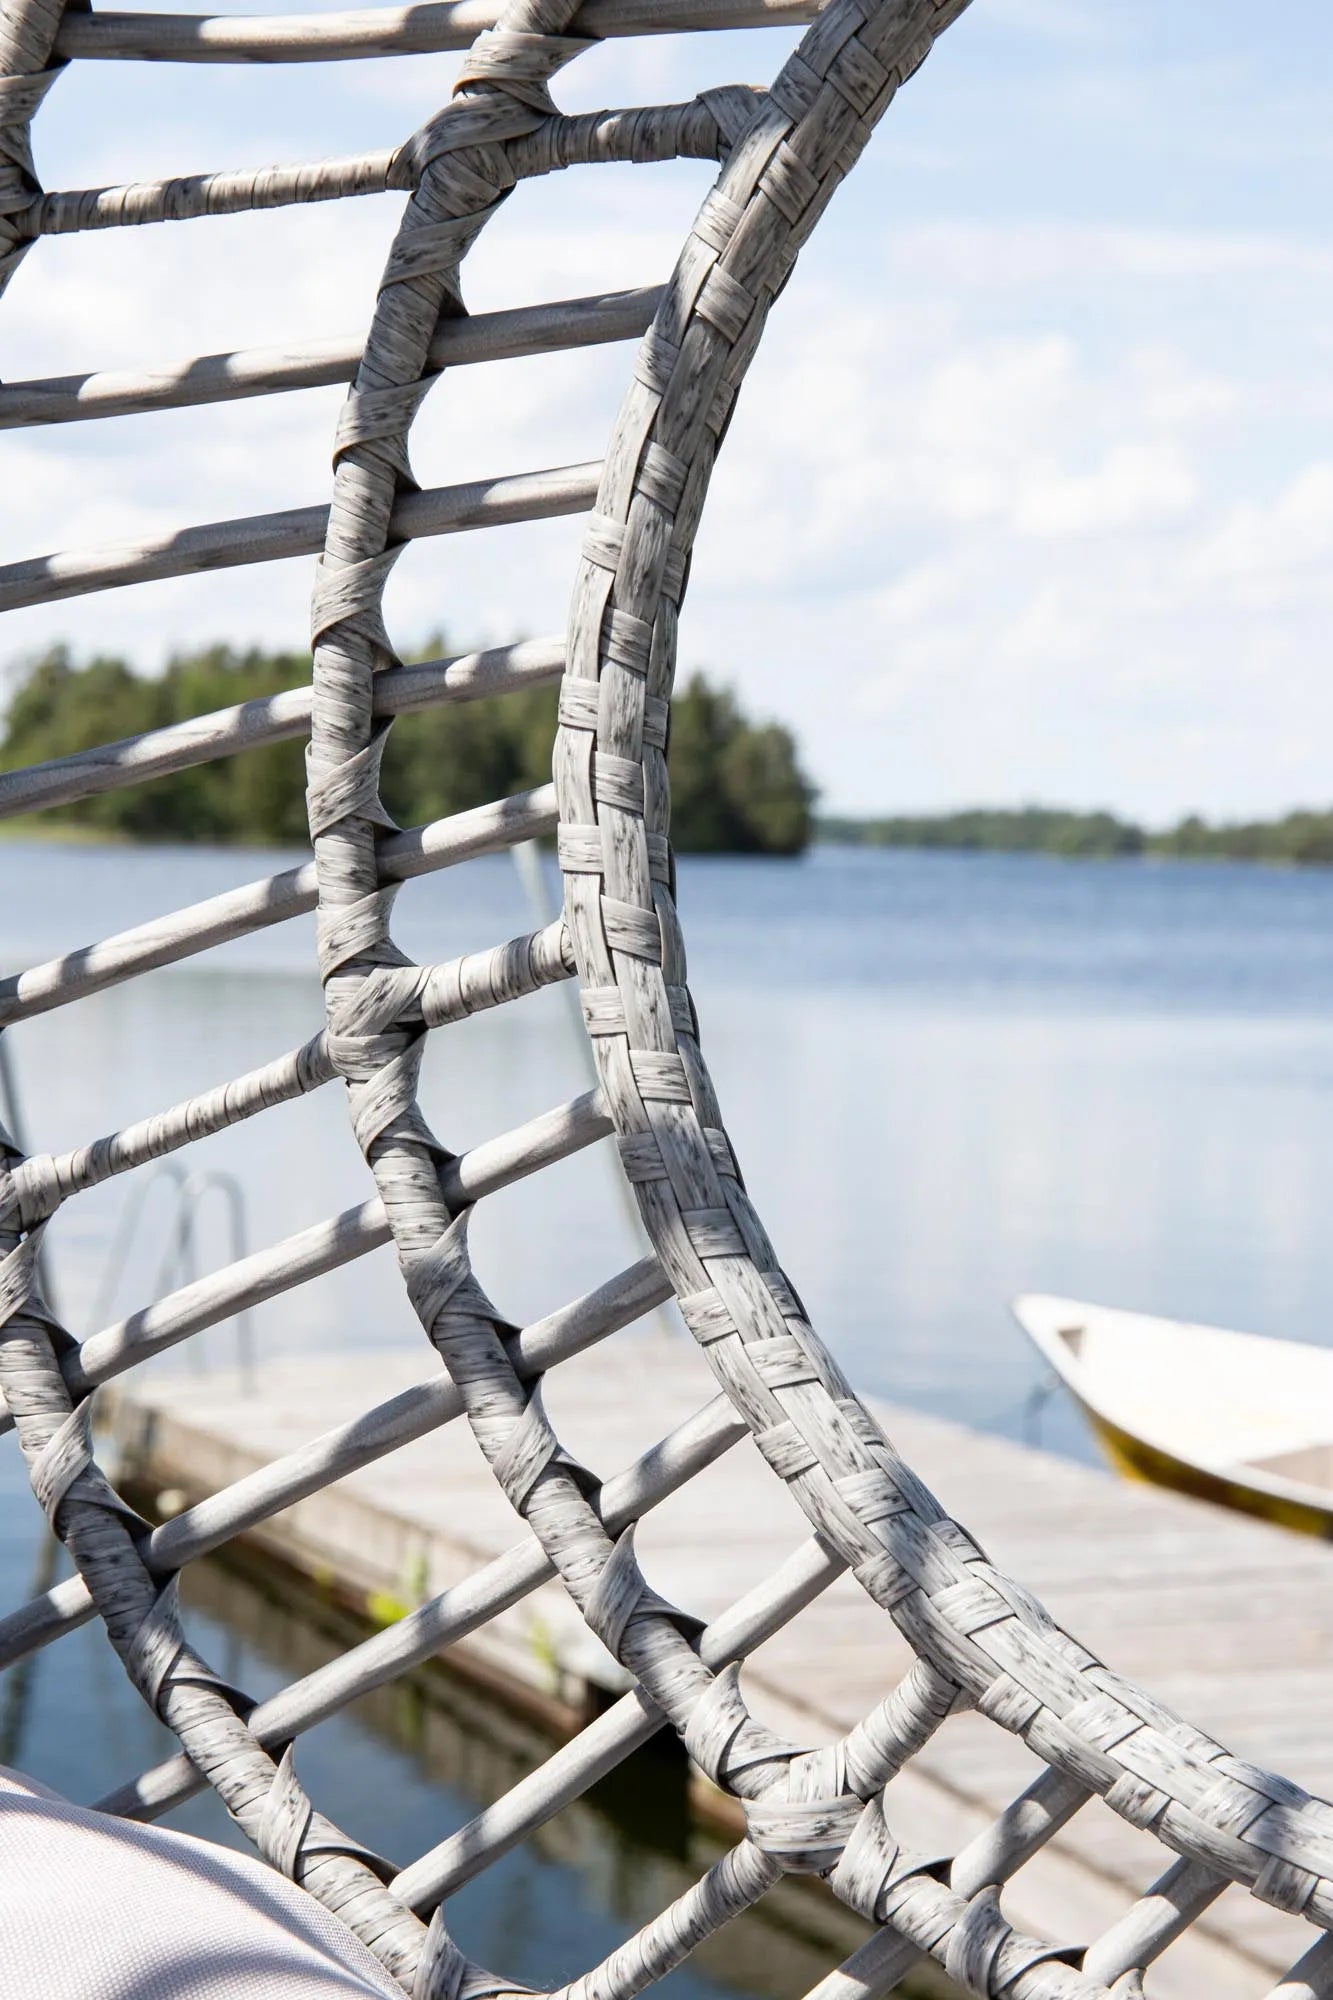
<box><xmin>892</xmin><ymin>219</ymin><xmax>1333</xmax><ymax>291</ymax></box>
<box><xmin>1186</xmin><ymin>465</ymin><xmax>1333</xmax><ymax>608</ymax></box>
<box><xmin>1012</xmin><ymin>441</ymin><xmax>1199</xmax><ymax>537</ymax></box>
<box><xmin>6</xmin><ymin>17</ymin><xmax>1333</xmax><ymax>830</ymax></box>
<box><xmin>1127</xmin><ymin>346</ymin><xmax>1239</xmax><ymax>429</ymax></box>
<box><xmin>979</xmin><ymin>0</ymin><xmax>1111</xmax><ymax>45</ymax></box>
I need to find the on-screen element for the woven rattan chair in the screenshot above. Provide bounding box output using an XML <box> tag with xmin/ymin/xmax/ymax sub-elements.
<box><xmin>2</xmin><ymin>1</ymin><xmax>1332</xmax><ymax>1994</ymax></box>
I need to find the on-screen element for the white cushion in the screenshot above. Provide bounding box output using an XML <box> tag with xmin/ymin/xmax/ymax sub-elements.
<box><xmin>0</xmin><ymin>1767</ymin><xmax>406</xmax><ymax>1998</ymax></box>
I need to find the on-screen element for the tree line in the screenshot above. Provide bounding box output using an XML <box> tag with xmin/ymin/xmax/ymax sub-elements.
<box><xmin>819</xmin><ymin>805</ymin><xmax>1333</xmax><ymax>867</ymax></box>
<box><xmin>1</xmin><ymin>643</ymin><xmax>816</xmax><ymax>855</ymax></box>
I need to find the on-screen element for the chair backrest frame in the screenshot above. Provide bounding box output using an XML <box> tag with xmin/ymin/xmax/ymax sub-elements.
<box><xmin>3</xmin><ymin>2</ymin><xmax>1333</xmax><ymax>1995</ymax></box>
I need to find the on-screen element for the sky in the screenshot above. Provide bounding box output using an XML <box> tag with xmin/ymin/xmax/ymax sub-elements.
<box><xmin>2</xmin><ymin>0</ymin><xmax>1331</xmax><ymax>822</ymax></box>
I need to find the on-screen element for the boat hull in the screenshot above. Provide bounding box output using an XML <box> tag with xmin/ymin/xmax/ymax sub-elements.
<box><xmin>1013</xmin><ymin>1294</ymin><xmax>1333</xmax><ymax>1542</ymax></box>
<box><xmin>1079</xmin><ymin>1399</ymin><xmax>1333</xmax><ymax>1540</ymax></box>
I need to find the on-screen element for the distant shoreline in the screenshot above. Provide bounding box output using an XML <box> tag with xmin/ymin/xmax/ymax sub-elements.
<box><xmin>7</xmin><ymin>814</ymin><xmax>1333</xmax><ymax>872</ymax></box>
<box><xmin>817</xmin><ymin>806</ymin><xmax>1333</xmax><ymax>869</ymax></box>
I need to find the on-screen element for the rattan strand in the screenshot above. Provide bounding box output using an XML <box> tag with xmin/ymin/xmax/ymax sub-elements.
<box><xmin>0</xmin><ymin>784</ymin><xmax>560</xmax><ymax>1022</ymax></box>
<box><xmin>54</xmin><ymin>0</ymin><xmax>820</xmax><ymax>62</ymax></box>
<box><xmin>0</xmin><ymin>638</ymin><xmax>565</xmax><ymax>818</ymax></box>
<box><xmin>103</xmin><ymin>1395</ymin><xmax>777</xmax><ymax>1822</ymax></box>
<box><xmin>0</xmin><ymin>289</ymin><xmax>659</xmax><ymax>428</ymax></box>
<box><xmin>298</xmin><ymin>0</ymin><xmax>1333</xmax><ymax>1992</ymax></box>
<box><xmin>0</xmin><ymin>461</ymin><xmax>601</xmax><ymax>609</ymax></box>
<box><xmin>0</xmin><ymin>1087</ymin><xmax>612</xmax><ymax>1433</ymax></box>
<box><xmin>0</xmin><ymin>1255</ymin><xmax>670</xmax><ymax>1669</ymax></box>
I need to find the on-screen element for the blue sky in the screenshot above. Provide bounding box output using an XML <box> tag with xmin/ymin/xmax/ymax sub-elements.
<box><xmin>3</xmin><ymin>0</ymin><xmax>1331</xmax><ymax>820</ymax></box>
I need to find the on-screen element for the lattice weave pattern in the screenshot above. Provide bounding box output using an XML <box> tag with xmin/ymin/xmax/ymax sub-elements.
<box><xmin>2</xmin><ymin>0</ymin><xmax>1332</xmax><ymax>1995</ymax></box>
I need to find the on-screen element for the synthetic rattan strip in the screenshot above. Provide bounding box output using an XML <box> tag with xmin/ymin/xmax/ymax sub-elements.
<box><xmin>25</xmin><ymin>144</ymin><xmax>407</xmax><ymax>233</ymax></box>
<box><xmin>0</xmin><ymin>636</ymin><xmax>563</xmax><ymax>820</ymax></box>
<box><xmin>539</xmin><ymin>0</ymin><xmax>1333</xmax><ymax>1985</ymax></box>
<box><xmin>0</xmin><ymin>1255</ymin><xmax>669</xmax><ymax>1668</ymax></box>
<box><xmin>55</xmin><ymin>0</ymin><xmax>822</xmax><ymax>63</ymax></box>
<box><xmin>0</xmin><ymin>1175</ymin><xmax>432</xmax><ymax>1975</ymax></box>
<box><xmin>1269</xmin><ymin>1932</ymin><xmax>1333</xmax><ymax>2000</ymax></box>
<box><xmin>294</xmin><ymin>3</ymin><xmax>992</xmax><ymax>1996</ymax></box>
<box><xmin>0</xmin><ymin>460</ymin><xmax>599</xmax><ymax>610</ymax></box>
<box><xmin>20</xmin><ymin>91</ymin><xmax>736</xmax><ymax>239</ymax></box>
<box><xmin>805</xmin><ymin>1769</ymin><xmax>1092</xmax><ymax>2000</ymax></box>
<box><xmin>0</xmin><ymin>785</ymin><xmax>557</xmax><ymax>1022</ymax></box>
<box><xmin>0</xmin><ymin>1087</ymin><xmax>613</xmax><ymax>1432</ymax></box>
<box><xmin>0</xmin><ymin>0</ymin><xmax>68</xmax><ymax>292</ymax></box>
<box><xmin>392</xmin><ymin>1533</ymin><xmax>845</xmax><ymax>1909</ymax></box>
<box><xmin>1080</xmin><ymin>1858</ymin><xmax>1227</xmax><ymax>1986</ymax></box>
<box><xmin>0</xmin><ymin>922</ymin><xmax>571</xmax><ymax>1236</ymax></box>
<box><xmin>103</xmin><ymin>1390</ymin><xmax>754</xmax><ymax>1820</ymax></box>
<box><xmin>822</xmin><ymin>1843</ymin><xmax>1237</xmax><ymax>2000</ymax></box>
<box><xmin>8</xmin><ymin>0</ymin><xmax>1326</xmax><ymax>1991</ymax></box>
<box><xmin>0</xmin><ymin>288</ymin><xmax>660</xmax><ymax>429</ymax></box>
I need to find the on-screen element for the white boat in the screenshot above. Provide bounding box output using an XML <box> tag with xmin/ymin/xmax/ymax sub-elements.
<box><xmin>1012</xmin><ymin>1293</ymin><xmax>1333</xmax><ymax>1539</ymax></box>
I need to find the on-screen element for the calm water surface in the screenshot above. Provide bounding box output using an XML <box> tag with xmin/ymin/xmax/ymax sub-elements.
<box><xmin>8</xmin><ymin>838</ymin><xmax>1333</xmax><ymax>1449</ymax></box>
<box><xmin>4</xmin><ymin>839</ymin><xmax>1333</xmax><ymax>1992</ymax></box>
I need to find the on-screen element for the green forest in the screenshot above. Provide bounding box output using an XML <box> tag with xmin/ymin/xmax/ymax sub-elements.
<box><xmin>0</xmin><ymin>643</ymin><xmax>816</xmax><ymax>855</ymax></box>
<box><xmin>11</xmin><ymin>645</ymin><xmax>1333</xmax><ymax>868</ymax></box>
<box><xmin>819</xmin><ymin>805</ymin><xmax>1333</xmax><ymax>867</ymax></box>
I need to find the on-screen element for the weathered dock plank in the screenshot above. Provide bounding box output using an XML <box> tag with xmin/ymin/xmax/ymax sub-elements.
<box><xmin>104</xmin><ymin>1335</ymin><xmax>1333</xmax><ymax>1998</ymax></box>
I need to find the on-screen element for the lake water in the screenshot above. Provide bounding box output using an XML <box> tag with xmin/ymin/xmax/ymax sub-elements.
<box><xmin>9</xmin><ymin>837</ymin><xmax>1333</xmax><ymax>1451</ymax></box>
<box><xmin>4</xmin><ymin>837</ymin><xmax>1333</xmax><ymax>1992</ymax></box>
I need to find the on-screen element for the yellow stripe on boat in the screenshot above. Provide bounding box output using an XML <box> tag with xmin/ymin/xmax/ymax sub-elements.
<box><xmin>1013</xmin><ymin>1293</ymin><xmax>1333</xmax><ymax>1542</ymax></box>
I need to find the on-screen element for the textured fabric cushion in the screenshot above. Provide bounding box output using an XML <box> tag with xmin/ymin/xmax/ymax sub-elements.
<box><xmin>0</xmin><ymin>1767</ymin><xmax>405</xmax><ymax>1998</ymax></box>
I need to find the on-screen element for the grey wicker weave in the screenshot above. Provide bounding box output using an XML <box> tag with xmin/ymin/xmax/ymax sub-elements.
<box><xmin>2</xmin><ymin>2</ymin><xmax>1332</xmax><ymax>1995</ymax></box>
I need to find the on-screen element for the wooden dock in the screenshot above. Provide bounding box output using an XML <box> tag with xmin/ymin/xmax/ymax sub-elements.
<box><xmin>106</xmin><ymin>1334</ymin><xmax>1333</xmax><ymax>1998</ymax></box>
